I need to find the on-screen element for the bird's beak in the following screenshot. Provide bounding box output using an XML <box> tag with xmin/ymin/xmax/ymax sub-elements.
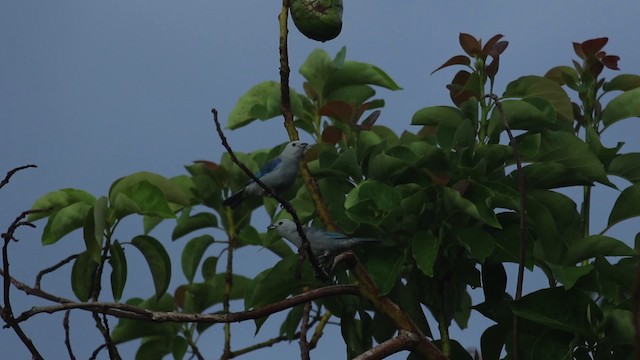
<box><xmin>267</xmin><ymin>224</ymin><xmax>276</xmax><ymax>230</ymax></box>
<box><xmin>301</xmin><ymin>143</ymin><xmax>309</xmax><ymax>149</ymax></box>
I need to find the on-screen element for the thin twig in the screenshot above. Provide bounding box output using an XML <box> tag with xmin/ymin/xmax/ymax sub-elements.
<box><xmin>1</xmin><ymin>209</ymin><xmax>46</xmax><ymax>359</ymax></box>
<box><xmin>63</xmin><ymin>310</ymin><xmax>76</xmax><ymax>360</ymax></box>
<box><xmin>309</xmin><ymin>311</ymin><xmax>332</xmax><ymax>349</ymax></box>
<box><xmin>228</xmin><ymin>333</ymin><xmax>298</xmax><ymax>358</ymax></box>
<box><xmin>299</xmin><ymin>299</ymin><xmax>312</xmax><ymax>360</ymax></box>
<box><xmin>0</xmin><ymin>164</ymin><xmax>37</xmax><ymax>190</ymax></box>
<box><xmin>222</xmin><ymin>210</ymin><xmax>236</xmax><ymax>360</ymax></box>
<box><xmin>211</xmin><ymin>108</ymin><xmax>329</xmax><ymax>281</ymax></box>
<box><xmin>35</xmin><ymin>253</ymin><xmax>79</xmax><ymax>290</ymax></box>
<box><xmin>487</xmin><ymin>94</ymin><xmax>527</xmax><ymax>360</ymax></box>
<box><xmin>89</xmin><ymin>344</ymin><xmax>106</xmax><ymax>360</ymax></box>
<box><xmin>186</xmin><ymin>335</ymin><xmax>205</xmax><ymax>360</ymax></box>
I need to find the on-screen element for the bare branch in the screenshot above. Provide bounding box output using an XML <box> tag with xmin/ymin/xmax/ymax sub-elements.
<box><xmin>35</xmin><ymin>253</ymin><xmax>79</xmax><ymax>290</ymax></box>
<box><xmin>0</xmin><ymin>164</ymin><xmax>37</xmax><ymax>190</ymax></box>
<box><xmin>11</xmin><ymin>281</ymin><xmax>358</xmax><ymax>324</ymax></box>
<box><xmin>299</xmin><ymin>300</ymin><xmax>312</xmax><ymax>360</ymax></box>
<box><xmin>354</xmin><ymin>331</ymin><xmax>420</xmax><ymax>360</ymax></box>
<box><xmin>63</xmin><ymin>310</ymin><xmax>76</xmax><ymax>360</ymax></box>
<box><xmin>1</xmin><ymin>208</ymin><xmax>50</xmax><ymax>359</ymax></box>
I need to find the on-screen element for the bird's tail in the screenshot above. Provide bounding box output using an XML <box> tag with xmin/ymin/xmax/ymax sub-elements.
<box><xmin>222</xmin><ymin>189</ymin><xmax>247</xmax><ymax>208</ymax></box>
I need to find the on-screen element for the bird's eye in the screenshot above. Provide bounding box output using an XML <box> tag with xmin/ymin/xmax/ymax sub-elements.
<box><xmin>278</xmin><ymin>221</ymin><xmax>284</xmax><ymax>225</ymax></box>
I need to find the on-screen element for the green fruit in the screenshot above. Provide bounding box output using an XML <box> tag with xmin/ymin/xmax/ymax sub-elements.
<box><xmin>290</xmin><ymin>0</ymin><xmax>343</xmax><ymax>42</ymax></box>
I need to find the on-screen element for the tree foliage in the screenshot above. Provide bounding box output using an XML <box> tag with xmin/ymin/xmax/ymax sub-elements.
<box><xmin>2</xmin><ymin>5</ymin><xmax>640</xmax><ymax>360</ymax></box>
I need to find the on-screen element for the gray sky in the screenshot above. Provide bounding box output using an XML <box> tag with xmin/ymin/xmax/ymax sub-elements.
<box><xmin>2</xmin><ymin>1</ymin><xmax>640</xmax><ymax>359</ymax></box>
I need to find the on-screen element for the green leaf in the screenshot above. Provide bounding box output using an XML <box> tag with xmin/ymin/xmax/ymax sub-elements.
<box><xmin>366</xmin><ymin>247</ymin><xmax>404</xmax><ymax>295</ymax></box>
<box><xmin>248</xmin><ymin>255</ymin><xmax>314</xmax><ymax>310</ymax></box>
<box><xmin>172</xmin><ymin>212</ymin><xmax>218</xmax><ymax>241</ymax></box>
<box><xmin>172</xmin><ymin>336</ymin><xmax>188</xmax><ymax>360</ymax></box>
<box><xmin>481</xmin><ymin>263</ymin><xmax>506</xmax><ymax>304</ymax></box>
<box><xmin>109</xmin><ymin>171</ymin><xmax>190</xmax><ymax>207</ymax></box>
<box><xmin>111</xmin><ymin>295</ymin><xmax>178</xmax><ymax>343</ymax></box>
<box><xmin>608</xmin><ymin>183</ymin><xmax>640</xmax><ymax>229</ymax></box>
<box><xmin>135</xmin><ymin>336</ymin><xmax>172</xmax><ymax>360</ymax></box>
<box><xmin>131</xmin><ymin>235</ymin><xmax>172</xmax><ymax>298</ymax></box>
<box><xmin>411</xmin><ymin>106</ymin><xmax>465</xmax><ymax>126</ymax></box>
<box><xmin>488</xmin><ymin>98</ymin><xmax>563</xmax><ymax>138</ymax></box>
<box><xmin>442</xmin><ymin>186</ymin><xmax>500</xmax><ymax>228</ymax></box>
<box><xmin>603</xmin><ymin>74</ymin><xmax>640</xmax><ymax>92</ymax></box>
<box><xmin>512</xmin><ymin>287</ymin><xmax>601</xmax><ymax>336</ymax></box>
<box><xmin>111</xmin><ymin>181</ymin><xmax>176</xmax><ymax>220</ymax></box>
<box><xmin>71</xmin><ymin>251</ymin><xmax>98</xmax><ymax>301</ymax></box>
<box><xmin>181</xmin><ymin>235</ymin><xmax>215</xmax><ymax>283</ymax></box>
<box><xmin>325</xmin><ymin>84</ymin><xmax>376</xmax><ymax>105</ymax></box>
<box><xmin>548</xmin><ymin>264</ymin><xmax>593</xmax><ymax>289</ymax></box>
<box><xmin>608</xmin><ymin>153</ymin><xmax>640</xmax><ymax>182</ymax></box>
<box><xmin>503</xmin><ymin>75</ymin><xmax>573</xmax><ymax>121</ymax></box>
<box><xmin>83</xmin><ymin>208</ymin><xmax>102</xmax><ymax>263</ymax></box>
<box><xmin>29</xmin><ymin>188</ymin><xmax>96</xmax><ymax>221</ymax></box>
<box><xmin>523</xmin><ymin>130</ymin><xmax>610</xmax><ymax>186</ymax></box>
<box><xmin>227</xmin><ymin>81</ymin><xmax>304</xmax><ymax>130</ymax></box>
<box><xmin>200</xmin><ymin>256</ymin><xmax>218</xmax><ymax>281</ymax></box>
<box><xmin>565</xmin><ymin>235</ymin><xmax>635</xmax><ymax>265</ymax></box>
<box><xmin>602</xmin><ymin>87</ymin><xmax>640</xmax><ymax>128</ymax></box>
<box><xmin>316</xmin><ymin>148</ymin><xmax>362</xmax><ymax>180</ymax></box>
<box><xmin>412</xmin><ymin>231</ymin><xmax>439</xmax><ymax>277</ymax></box>
<box><xmin>345</xmin><ymin>180</ymin><xmax>402</xmax><ymax>224</ymax></box>
<box><xmin>42</xmin><ymin>202</ymin><xmax>92</xmax><ymax>245</ymax></box>
<box><xmin>458</xmin><ymin>228</ymin><xmax>495</xmax><ymax>262</ymax></box>
<box><xmin>299</xmin><ymin>48</ymin><xmax>337</xmax><ymax>94</ymax></box>
<box><xmin>279</xmin><ymin>305</ymin><xmax>304</xmax><ymax>340</ymax></box>
<box><xmin>323</xmin><ymin>61</ymin><xmax>401</xmax><ymax>98</ymax></box>
<box><xmin>110</xmin><ymin>240</ymin><xmax>127</xmax><ymax>302</ymax></box>
<box><xmin>83</xmin><ymin>197</ymin><xmax>108</xmax><ymax>262</ymax></box>
<box><xmin>481</xmin><ymin>324</ymin><xmax>508</xmax><ymax>360</ymax></box>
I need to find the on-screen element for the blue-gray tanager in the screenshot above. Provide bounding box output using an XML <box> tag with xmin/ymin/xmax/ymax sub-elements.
<box><xmin>267</xmin><ymin>219</ymin><xmax>379</xmax><ymax>259</ymax></box>
<box><xmin>223</xmin><ymin>141</ymin><xmax>308</xmax><ymax>208</ymax></box>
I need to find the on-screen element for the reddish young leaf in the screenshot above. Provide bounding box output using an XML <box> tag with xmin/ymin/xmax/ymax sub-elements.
<box><xmin>491</xmin><ymin>41</ymin><xmax>509</xmax><ymax>57</ymax></box>
<box><xmin>359</xmin><ymin>110</ymin><xmax>381</xmax><ymax>130</ymax></box>
<box><xmin>588</xmin><ymin>61</ymin><xmax>604</xmax><ymax>78</ymax></box>
<box><xmin>431</xmin><ymin>55</ymin><xmax>471</xmax><ymax>75</ymax></box>
<box><xmin>193</xmin><ymin>160</ymin><xmax>219</xmax><ymax>172</ymax></box>
<box><xmin>602</xmin><ymin>55</ymin><xmax>620</xmax><ymax>70</ymax></box>
<box><xmin>459</xmin><ymin>33</ymin><xmax>481</xmax><ymax>56</ymax></box>
<box><xmin>581</xmin><ymin>37</ymin><xmax>608</xmax><ymax>57</ymax></box>
<box><xmin>572</xmin><ymin>42</ymin><xmax>585</xmax><ymax>59</ymax></box>
<box><xmin>321</xmin><ymin>125</ymin><xmax>343</xmax><ymax>144</ymax></box>
<box><xmin>486</xmin><ymin>56</ymin><xmax>500</xmax><ymax>81</ymax></box>
<box><xmin>319</xmin><ymin>100</ymin><xmax>355</xmax><ymax>123</ymax></box>
<box><xmin>482</xmin><ymin>34</ymin><xmax>504</xmax><ymax>58</ymax></box>
<box><xmin>303</xmin><ymin>81</ymin><xmax>318</xmax><ymax>101</ymax></box>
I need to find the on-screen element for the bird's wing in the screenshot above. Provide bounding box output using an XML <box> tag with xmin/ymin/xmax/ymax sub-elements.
<box><xmin>309</xmin><ymin>228</ymin><xmax>350</xmax><ymax>241</ymax></box>
<box><xmin>256</xmin><ymin>157</ymin><xmax>282</xmax><ymax>178</ymax></box>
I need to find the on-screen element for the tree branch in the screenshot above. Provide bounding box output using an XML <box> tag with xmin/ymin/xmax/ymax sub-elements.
<box><xmin>0</xmin><ymin>164</ymin><xmax>37</xmax><ymax>190</ymax></box>
<box><xmin>9</xmin><ymin>280</ymin><xmax>358</xmax><ymax>324</ymax></box>
<box><xmin>277</xmin><ymin>0</ymin><xmax>335</xmax><ymax>232</ymax></box>
<box><xmin>1</xmin><ymin>208</ymin><xmax>47</xmax><ymax>360</ymax></box>
<box><xmin>336</xmin><ymin>252</ymin><xmax>446</xmax><ymax>360</ymax></box>
<box><xmin>353</xmin><ymin>331</ymin><xmax>421</xmax><ymax>360</ymax></box>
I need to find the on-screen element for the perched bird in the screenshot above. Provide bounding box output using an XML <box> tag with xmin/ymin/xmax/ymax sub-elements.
<box><xmin>223</xmin><ymin>141</ymin><xmax>308</xmax><ymax>208</ymax></box>
<box><xmin>267</xmin><ymin>219</ymin><xmax>379</xmax><ymax>259</ymax></box>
